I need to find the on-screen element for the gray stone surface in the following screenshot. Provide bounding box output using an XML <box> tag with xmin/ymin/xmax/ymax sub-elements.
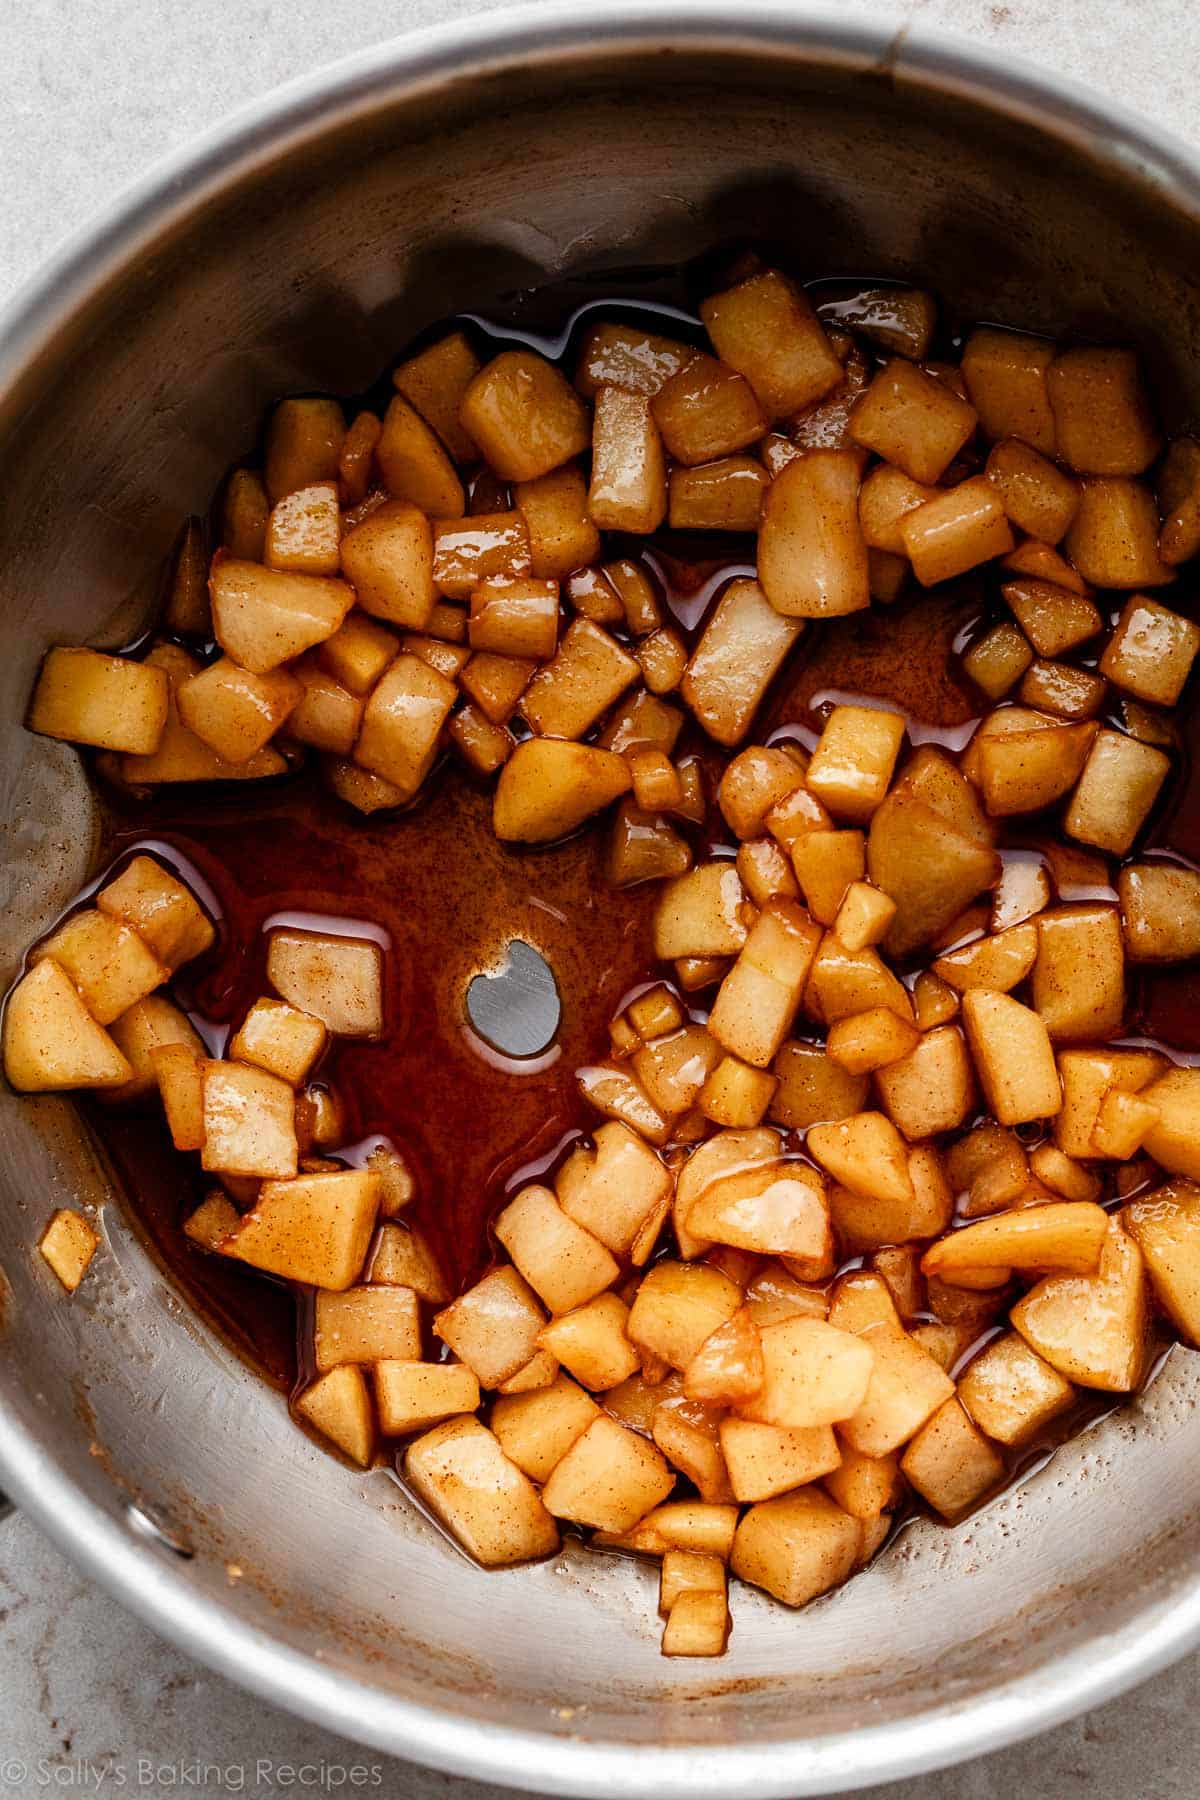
<box><xmin>1</xmin><ymin>0</ymin><xmax>1198</xmax><ymax>1794</ymax></box>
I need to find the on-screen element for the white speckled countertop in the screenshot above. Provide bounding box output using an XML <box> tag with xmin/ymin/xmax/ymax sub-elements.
<box><xmin>2</xmin><ymin>1</ymin><xmax>1200</xmax><ymax>1794</ymax></box>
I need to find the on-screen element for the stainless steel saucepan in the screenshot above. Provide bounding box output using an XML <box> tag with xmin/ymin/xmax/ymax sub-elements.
<box><xmin>2</xmin><ymin>6</ymin><xmax>1200</xmax><ymax>1793</ymax></box>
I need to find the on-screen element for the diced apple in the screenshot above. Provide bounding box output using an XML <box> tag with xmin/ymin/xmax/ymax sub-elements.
<box><xmin>376</xmin><ymin>1362</ymin><xmax>481</xmax><ymax>1436</ymax></box>
<box><xmin>962</xmin><ymin>990</ymin><xmax>1061</xmax><ymax>1125</ymax></box>
<box><xmin>1065</xmin><ymin>478</ymin><xmax>1173</xmax><ymax>587</ymax></box>
<box><xmin>3</xmin><ymin>960</ymin><xmax>132</xmax><ymax>1091</ymax></box>
<box><xmin>296</xmin><ymin>1365</ymin><xmax>373</xmax><ymax>1467</ymax></box>
<box><xmin>1119</xmin><ymin>863</ymin><xmax>1200</xmax><ymax>961</ymax></box>
<box><xmin>369</xmin><ymin>1221</ymin><xmax>448</xmax><ymax>1302</ymax></box>
<box><xmin>1031</xmin><ymin>905</ymin><xmax>1125</xmax><ymax>1041</ymax></box>
<box><xmin>433</xmin><ymin>511</ymin><xmax>533</xmax><ymax>599</ymax></box>
<box><xmin>875</xmin><ymin>1025</ymin><xmax>974</xmax><ymax>1140</ymax></box>
<box><xmin>1012</xmin><ymin>1219</ymin><xmax>1148</xmax><ymax>1391</ymax></box>
<box><xmin>681</xmin><ymin>577</ymin><xmax>804</xmax><ymax>745</ymax></box>
<box><xmin>738</xmin><ymin>1316</ymin><xmax>874</xmax><ymax>1429</ymax></box>
<box><xmin>492</xmin><ymin>738</ymin><xmax>631</xmax><ymax>844</ymax></box>
<box><xmin>434</xmin><ymin>1266</ymin><xmax>546</xmax><ymax>1387</ymax></box>
<box><xmin>96</xmin><ymin>855</ymin><xmax>214</xmax><ymax>970</ymax></box>
<box><xmin>708</xmin><ymin>901</ymin><xmax>822</xmax><ymax>1067</ymax></box>
<box><xmin>731</xmin><ymin>1488</ymin><xmax>861</xmax><ymax>1607</ymax></box>
<box><xmin>491</xmin><ymin>1373</ymin><xmax>601</xmax><ymax>1481</ymax></box>
<box><xmin>106</xmin><ymin>995</ymin><xmax>204</xmax><ymax>1103</ymax></box>
<box><xmin>807</xmin><ymin>1112</ymin><xmax>913</xmax><ymax>1208</ymax></box>
<box><xmin>152</xmin><ymin>1043</ymin><xmax>205</xmax><ymax>1149</ymax></box>
<box><xmin>957</xmin><ymin>1331</ymin><xmax>1075</xmax><ymax>1445</ymax></box>
<box><xmin>575</xmin><ymin>321</ymin><xmax>694</xmax><ymax>399</ymax></box>
<box><xmin>543</xmin><ymin>1414</ymin><xmax>675</xmax><ymax>1531</ymax></box>
<box><xmin>39</xmin><ymin>1208</ymin><xmax>99</xmax><ymax>1292</ymax></box>
<box><xmin>628</xmin><ymin>1261</ymin><xmax>743</xmax><ymax>1370</ymax></box>
<box><xmin>266</xmin><ymin>928</ymin><xmax>383</xmax><ymax>1040</ymax></box>
<box><xmin>986</xmin><ymin>438</ymin><xmax>1079</xmax><ymax>542</ymax></box>
<box><xmin>899</xmin><ymin>1397</ymin><xmax>1004</xmax><ymax>1520</ymax></box>
<box><xmin>405</xmin><ymin>1416</ymin><xmax>559</xmax><ymax>1565</ymax></box>
<box><xmin>29</xmin><ymin>647</ymin><xmax>168</xmax><ymax>754</ymax></box>
<box><xmin>758</xmin><ymin>450</ymin><xmax>869</xmax><ymax>618</ymax></box>
<box><xmin>960</xmin><ymin>327</ymin><xmax>1056</xmax><ymax>454</ymax></box>
<box><xmin>230</xmin><ymin>997</ymin><xmax>327</xmax><ymax>1088</ymax></box>
<box><xmin>494</xmin><ymin>1185</ymin><xmax>619</xmax><ymax>1315</ymax></box>
<box><xmin>720</xmin><ymin>1417</ymin><xmax>840</xmax><ymax>1502</ymax></box>
<box><xmin>556</xmin><ymin>1121</ymin><xmax>672</xmax><ymax>1256</ymax></box>
<box><xmin>226</xmin><ymin>1169</ymin><xmax>377</xmax><ymax>1288</ymax></box>
<box><xmin>1065</xmin><ymin>728</ymin><xmax>1170</xmax><ymax>856</ymax></box>
<box><xmin>314</xmin><ymin>1284</ymin><xmax>420</xmax><ymax>1370</ymax></box>
<box><xmin>461</xmin><ymin>351</ymin><xmax>590</xmax><ymax>482</ymax></box>
<box><xmin>587</xmin><ymin>388</ymin><xmax>668</xmax><ymax>534</ymax></box>
<box><xmin>222</xmin><ymin>468</ymin><xmax>269</xmax><ymax>560</ymax></box>
<box><xmin>1047</xmin><ymin>347</ymin><xmax>1159</xmax><ymax>476</ymax></box>
<box><xmin>1054</xmin><ymin>1047</ymin><xmax>1164</xmax><ymax>1158</ymax></box>
<box><xmin>902</xmin><ymin>477</ymin><xmax>1014</xmax><ymax>585</ymax></box>
<box><xmin>538</xmin><ymin>1291</ymin><xmax>640</xmax><ymax>1391</ymax></box>
<box><xmin>176</xmin><ymin>658</ymin><xmax>301</xmax><ymax>764</ymax></box>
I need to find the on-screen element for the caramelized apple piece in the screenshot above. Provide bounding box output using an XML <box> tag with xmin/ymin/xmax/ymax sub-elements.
<box><xmin>39</xmin><ymin>1208</ymin><xmax>100</xmax><ymax>1292</ymax></box>
<box><xmin>32</xmin><ymin>909</ymin><xmax>168</xmax><ymax>1025</ymax></box>
<box><xmin>1064</xmin><ymin>728</ymin><xmax>1170</xmax><ymax>855</ymax></box>
<box><xmin>1047</xmin><ymin>347</ymin><xmax>1160</xmax><ymax>476</ymax></box>
<box><xmin>957</xmin><ymin>1331</ymin><xmax>1075</xmax><ymax>1445</ymax></box>
<box><xmin>405</xmin><ymin>1416</ymin><xmax>559</xmax><ymax>1565</ymax></box>
<box><xmin>681</xmin><ymin>578</ymin><xmax>804</xmax><ymax>744</ymax></box>
<box><xmin>296</xmin><ymin>1365</ymin><xmax>373</xmax><ymax>1467</ymax></box>
<box><xmin>1011</xmin><ymin>1219</ymin><xmax>1148</xmax><ymax>1391</ymax></box>
<box><xmin>542</xmin><ymin>1414</ymin><xmax>674</xmax><ymax>1532</ymax></box>
<box><xmin>1118</xmin><ymin>862</ymin><xmax>1200</xmax><ymax>961</ymax></box>
<box><xmin>227</xmin><ymin>1169</ymin><xmax>377</xmax><ymax>1289</ymax></box>
<box><xmin>758</xmin><ymin>450</ymin><xmax>870</xmax><ymax>618</ymax></box>
<box><xmin>393</xmin><ymin>330</ymin><xmax>481</xmax><ymax>463</ymax></box>
<box><xmin>376</xmin><ymin>1361</ymin><xmax>481</xmax><ymax>1436</ymax></box>
<box><xmin>850</xmin><ymin>358</ymin><xmax>976</xmax><ymax>482</ymax></box>
<box><xmin>493</xmin><ymin>738</ymin><xmax>631</xmax><ymax>843</ymax></box>
<box><xmin>587</xmin><ymin>388</ymin><xmax>668</xmax><ymax>534</ymax></box>
<box><xmin>491</xmin><ymin>1374</ymin><xmax>601</xmax><ymax>1481</ymax></box>
<box><xmin>314</xmin><ymin>1284</ymin><xmax>419</xmax><ymax>1370</ymax></box>
<box><xmin>494</xmin><ymin>1184</ymin><xmax>619</xmax><ymax>1315</ymax></box>
<box><xmin>902</xmin><ymin>477</ymin><xmax>1014</xmax><ymax>586</ymax></box>
<box><xmin>960</xmin><ymin>327</ymin><xmax>1056</xmax><ymax>454</ymax></box>
<box><xmin>731</xmin><ymin>1488</ymin><xmax>861</xmax><ymax>1607</ymax></box>
<box><xmin>29</xmin><ymin>647</ymin><xmax>168</xmax><ymax>754</ymax></box>
<box><xmin>701</xmin><ymin>269</ymin><xmax>843</xmax><ymax>417</ymax></box>
<box><xmin>267</xmin><ymin>928</ymin><xmax>383</xmax><ymax>1038</ymax></box>
<box><xmin>899</xmin><ymin>1397</ymin><xmax>1004</xmax><ymax>1520</ymax></box>
<box><xmin>434</xmin><ymin>1266</ymin><xmax>546</xmax><ymax>1387</ymax></box>
<box><xmin>962</xmin><ymin>989</ymin><xmax>1061</xmax><ymax>1126</ymax></box>
<box><xmin>264</xmin><ymin>397</ymin><xmax>345</xmax><ymax>502</ymax></box>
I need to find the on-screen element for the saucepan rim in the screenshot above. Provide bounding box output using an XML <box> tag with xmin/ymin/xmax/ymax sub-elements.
<box><xmin>2</xmin><ymin>3</ymin><xmax>1200</xmax><ymax>1792</ymax></box>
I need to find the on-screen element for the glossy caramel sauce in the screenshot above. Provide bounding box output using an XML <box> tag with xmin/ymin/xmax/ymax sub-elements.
<box><xmin>62</xmin><ymin>262</ymin><xmax>1199</xmax><ymax>1522</ymax></box>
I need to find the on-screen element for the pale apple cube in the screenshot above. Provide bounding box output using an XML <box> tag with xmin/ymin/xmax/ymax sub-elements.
<box><xmin>708</xmin><ymin>910</ymin><xmax>821</xmax><ymax>1070</ymax></box>
<box><xmin>286</xmin><ymin>659</ymin><xmax>364</xmax><ymax>755</ymax></box>
<box><xmin>587</xmin><ymin>388</ymin><xmax>668</xmax><ymax>534</ymax></box>
<box><xmin>339</xmin><ymin>499</ymin><xmax>435</xmax><ymax>630</ymax></box>
<box><xmin>913</xmin><ymin>970</ymin><xmax>960</xmax><ymax>1030</ymax></box>
<box><xmin>263</xmin><ymin>481</ymin><xmax>342</xmax><ymax>576</ymax></box>
<box><xmin>1118</xmin><ymin>863</ymin><xmax>1200</xmax><ymax>961</ymax></box>
<box><xmin>376</xmin><ymin>393</ymin><xmax>464</xmax><ymax>516</ymax></box>
<box><xmin>698</xmin><ymin>1055</ymin><xmax>777</xmax><ymax>1128</ymax></box>
<box><xmin>494</xmin><ymin>1184</ymin><xmax>619</xmax><ymax>1316</ymax></box>
<box><xmin>902</xmin><ymin>477</ymin><xmax>1014</xmax><ymax>585</ymax></box>
<box><xmin>737</xmin><ymin>839</ymin><xmax>799</xmax><ymax>907</ymax></box>
<box><xmin>1094</xmin><ymin>1087</ymin><xmax>1160</xmax><ymax>1160</ymax></box>
<box><xmin>701</xmin><ymin>269</ymin><xmax>842</xmax><ymax>417</ymax></box>
<box><xmin>652</xmin><ymin>862</ymin><xmax>749</xmax><ymax>960</ymax></box>
<box><xmin>829</xmin><ymin>1145</ymin><xmax>952</xmax><ymax>1251</ymax></box>
<box><xmin>962</xmin><ymin>989</ymin><xmax>1061</xmax><ymax>1125</ymax></box>
<box><xmin>574</xmin><ymin>321</ymin><xmax>695</xmax><ymax>398</ymax></box>
<box><xmin>1003</xmin><ymin>578</ymin><xmax>1102</xmax><ymax>658</ymax></box>
<box><xmin>731</xmin><ymin>1488</ymin><xmax>861</xmax><ymax>1607</ymax></box>
<box><xmin>627</xmin><ymin>748</ymin><xmax>683</xmax><ymax>813</ymax></box>
<box><xmin>1064</xmin><ymin>477</ymin><xmax>1173</xmax><ymax>587</ymax></box>
<box><xmin>447</xmin><ymin>703</ymin><xmax>514</xmax><ymax>776</ymax></box>
<box><xmin>636</xmin><ymin>626</ymin><xmax>688</xmax><ymax>696</ymax></box>
<box><xmin>900</xmin><ymin>1397</ymin><xmax>1004</xmax><ymax>1520</ymax></box>
<box><xmin>468</xmin><ymin>576</ymin><xmax>559</xmax><ymax>661</ymax></box>
<box><xmin>791</xmin><ymin>830</ymin><xmax>866</xmax><ymax>925</ymax></box>
<box><xmin>264</xmin><ymin>397</ymin><xmax>345</xmax><ymax>502</ymax></box>
<box><xmin>1047</xmin><ymin>347</ymin><xmax>1160</xmax><ymax>476</ymax></box>
<box><xmin>719</xmin><ymin>1418</ymin><xmax>840</xmax><ymax>1503</ymax></box>
<box><xmin>1140</xmin><ymin>1069</ymin><xmax>1200</xmax><ymax>1182</ymax></box>
<box><xmin>314</xmin><ymin>1284</ymin><xmax>420</xmax><ymax>1370</ymax></box>
<box><xmin>738</xmin><ymin>1316</ymin><xmax>874</xmax><ymax>1430</ymax></box>
<box><xmin>808</xmin><ymin>937</ymin><xmax>914</xmax><ymax>1026</ymax></box>
<box><xmin>1013</xmin><ymin>1218</ymin><xmax>1149</xmax><ymax>1391</ymax></box>
<box><xmin>107</xmin><ymin>995</ymin><xmax>204</xmax><ymax>1103</ymax></box>
<box><xmin>832</xmin><ymin>882</ymin><xmax>896</xmax><ymax>952</ymax></box>
<box><xmin>491</xmin><ymin>1374</ymin><xmax>601</xmax><ymax>1482</ymax></box>
<box><xmin>1099</xmin><ymin>596</ymin><xmax>1200</xmax><ymax>705</ymax></box>
<box><xmin>806</xmin><ymin>707</ymin><xmax>906</xmax><ymax>823</ymax></box>
<box><xmin>337</xmin><ymin>410</ymin><xmax>381</xmax><ymax>506</ymax></box>
<box><xmin>868</xmin><ymin>1023</ymin><xmax>971</xmax><ymax>1143</ymax></box>
<box><xmin>230</xmin><ymin>997</ymin><xmax>327</xmax><ymax>1088</ymax></box>
<box><xmin>985</xmin><ymin>438</ymin><xmax>1080</xmax><ymax>542</ymax></box>
<box><xmin>376</xmin><ymin>1361</ymin><xmax>481</xmax><ymax>1436</ymax></box>
<box><xmin>433</xmin><ymin>1266</ymin><xmax>546</xmax><ymax>1388</ymax></box>
<box><xmin>176</xmin><ymin>658</ymin><xmax>301</xmax><ymax>763</ymax></box>
<box><xmin>325</xmin><ymin>760</ymin><xmax>405</xmax><ymax>814</ymax></box>
<box><xmin>354</xmin><ymin>652</ymin><xmax>457</xmax><ymax>799</ymax></box>
<box><xmin>1030</xmin><ymin>904</ymin><xmax>1125</xmax><ymax>1042</ymax></box>
<box><xmin>1065</xmin><ymin>728</ymin><xmax>1170</xmax><ymax>855</ymax></box>
<box><xmin>575</xmin><ymin>1062</ymin><xmax>671</xmax><ymax>1145</ymax></box>
<box><xmin>514</xmin><ymin>464</ymin><xmax>601</xmax><ymax>579</ymax></box>
<box><xmin>1021</xmin><ymin>653</ymin><xmax>1107</xmax><ymax>720</ymax></box>
<box><xmin>433</xmin><ymin>511</ymin><xmax>532</xmax><ymax>599</ymax></box>
<box><xmin>957</xmin><ymin>1331</ymin><xmax>1075</xmax><ymax>1446</ymax></box>
<box><xmin>369</xmin><ymin>1221</ymin><xmax>449</xmax><ymax>1303</ymax></box>
<box><xmin>39</xmin><ymin>1208</ymin><xmax>99</xmax><ymax>1292</ymax></box>
<box><xmin>1158</xmin><ymin>435</ymin><xmax>1200</xmax><ymax>564</ymax></box>
<box><xmin>392</xmin><ymin>330</ymin><xmax>481</xmax><ymax>462</ymax></box>
<box><xmin>1053</xmin><ymin>1047</ymin><xmax>1164</xmax><ymax>1158</ymax></box>
<box><xmin>765</xmin><ymin>1043</ymin><xmax>866</xmax><ymax>1133</ymax></box>
<box><xmin>201</xmin><ymin>1061</ymin><xmax>298</xmax><ymax>1179</ymax></box>
<box><xmin>718</xmin><ymin>745</ymin><xmax>806</xmax><ymax>840</ymax></box>
<box><xmin>152</xmin><ymin>1043</ymin><xmax>206</xmax><ymax>1150</ymax></box>
<box><xmin>296</xmin><ymin>1365</ymin><xmax>373</xmax><ymax>1467</ymax></box>
<box><xmin>460</xmin><ymin>350</ymin><xmax>589</xmax><ymax>482</ymax></box>
<box><xmin>209</xmin><ymin>559</ymin><xmax>352</xmax><ymax>673</ymax></box>
<box><xmin>405</xmin><ymin>1416</ymin><xmax>559</xmax><ymax>1566</ymax></box>
<box><xmin>806</xmin><ymin>1112</ymin><xmax>913</xmax><ymax>1207</ymax></box>
<box><xmin>757</xmin><ymin>450</ymin><xmax>870</xmax><ymax>618</ymax></box>
<box><xmin>1123</xmin><ymin>1180</ymin><xmax>1200</xmax><ymax>1346</ymax></box>
<box><xmin>541</xmin><ymin>1414</ymin><xmax>674</xmax><ymax>1532</ymax></box>
<box><xmin>932</xmin><ymin>921</ymin><xmax>1039</xmax><ymax>994</ymax></box>
<box><xmin>686</xmin><ymin>1162</ymin><xmax>831</xmax><ymax>1274</ymax></box>
<box><xmin>96</xmin><ymin>855</ymin><xmax>214</xmax><ymax>969</ymax></box>
<box><xmin>659</xmin><ymin>1549</ymin><xmax>727</xmax><ymax>1618</ymax></box>
<box><xmin>669</xmin><ymin>456</ymin><xmax>768</xmax><ymax>531</ymax></box>
<box><xmin>267</xmin><ymin>928</ymin><xmax>383</xmax><ymax>1039</ymax></box>
<box><xmin>628</xmin><ymin>1261</ymin><xmax>742</xmax><ymax>1370</ymax></box>
<box><xmin>850</xmin><ymin>357</ymin><xmax>977</xmax><ymax>482</ymax></box>
<box><xmin>29</xmin><ymin>647</ymin><xmax>168</xmax><ymax>754</ymax></box>
<box><xmin>960</xmin><ymin>327</ymin><xmax>1056</xmax><ymax>454</ymax></box>
<box><xmin>227</xmin><ymin>1169</ymin><xmax>377</xmax><ymax>1289</ymax></box>
<box><xmin>556</xmin><ymin>1122</ymin><xmax>674</xmax><ymax>1255</ymax></box>
<box><xmin>961</xmin><ymin>622</ymin><xmax>1034</xmax><ymax>699</ymax></box>
<box><xmin>681</xmin><ymin>578</ymin><xmax>803</xmax><ymax>746</ymax></box>
<box><xmin>518</xmin><ymin>618</ymin><xmax>639</xmax><ymax>740</ymax></box>
<box><xmin>319</xmin><ymin>612</ymin><xmax>399</xmax><ymax>696</ymax></box>
<box><xmin>493</xmin><ymin>739</ymin><xmax>631</xmax><ymax>843</ymax></box>
<box><xmin>183</xmin><ymin>1190</ymin><xmax>241</xmax><ymax>1253</ymax></box>
<box><xmin>32</xmin><ymin>909</ymin><xmax>168</xmax><ymax>1026</ymax></box>
<box><xmin>650</xmin><ymin>352</ymin><xmax>767</xmax><ymax>465</ymax></box>
<box><xmin>857</xmin><ymin>463</ymin><xmax>941</xmax><ymax>554</ymax></box>
<box><xmin>538</xmin><ymin>1291</ymin><xmax>640</xmax><ymax>1390</ymax></box>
